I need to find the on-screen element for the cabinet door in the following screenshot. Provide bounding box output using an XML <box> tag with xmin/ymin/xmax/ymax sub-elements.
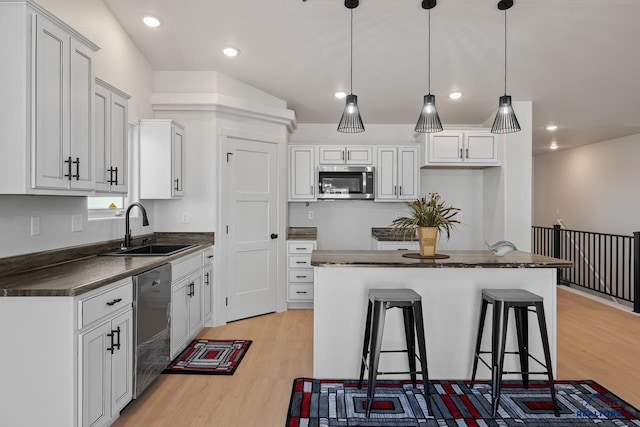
<box><xmin>397</xmin><ymin>147</ymin><xmax>419</xmax><ymax>200</ymax></box>
<box><xmin>109</xmin><ymin>92</ymin><xmax>128</xmax><ymax>193</ymax></box>
<box><xmin>172</xmin><ymin>126</ymin><xmax>185</xmax><ymax>197</ymax></box>
<box><xmin>346</xmin><ymin>146</ymin><xmax>372</xmax><ymax>164</ymax></box>
<box><xmin>319</xmin><ymin>146</ymin><xmax>346</xmax><ymax>164</ymax></box>
<box><xmin>170</xmin><ymin>278</ymin><xmax>190</xmax><ymax>358</ymax></box>
<box><xmin>289</xmin><ymin>146</ymin><xmax>316</xmax><ymax>201</ymax></box>
<box><xmin>110</xmin><ymin>309</ymin><xmax>133</xmax><ymax>417</ymax></box>
<box><xmin>465</xmin><ymin>132</ymin><xmax>498</xmax><ymax>164</ymax></box>
<box><xmin>375</xmin><ymin>146</ymin><xmax>397</xmax><ymax>200</ymax></box>
<box><xmin>94</xmin><ymin>84</ymin><xmax>110</xmax><ymax>192</ymax></box>
<box><xmin>34</xmin><ymin>15</ymin><xmax>69</xmax><ymax>190</ymax></box>
<box><xmin>188</xmin><ymin>273</ymin><xmax>204</xmax><ymax>336</ymax></box>
<box><xmin>69</xmin><ymin>38</ymin><xmax>95</xmax><ymax>190</ymax></box>
<box><xmin>203</xmin><ymin>264</ymin><xmax>213</xmax><ymax>321</ymax></box>
<box><xmin>80</xmin><ymin>321</ymin><xmax>111</xmax><ymax>427</ymax></box>
<box><xmin>428</xmin><ymin>132</ymin><xmax>464</xmax><ymax>164</ymax></box>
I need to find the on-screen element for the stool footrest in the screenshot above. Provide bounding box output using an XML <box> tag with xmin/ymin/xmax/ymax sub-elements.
<box><xmin>377</xmin><ymin>370</ymin><xmax>427</xmax><ymax>376</ymax></box>
<box><xmin>502</xmin><ymin>370</ymin><xmax>551</xmax><ymax>375</ymax></box>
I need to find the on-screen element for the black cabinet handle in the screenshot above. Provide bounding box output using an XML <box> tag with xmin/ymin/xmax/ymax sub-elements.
<box><xmin>207</xmin><ymin>255</ymin><xmax>213</xmax><ymax>259</ymax></box>
<box><xmin>295</xmin><ymin>261</ymin><xmax>306</xmax><ymax>264</ymax></box>
<box><xmin>64</xmin><ymin>157</ymin><xmax>72</xmax><ymax>180</ymax></box>
<box><xmin>113</xmin><ymin>326</ymin><xmax>121</xmax><ymax>351</ymax></box>
<box><xmin>106</xmin><ymin>298</ymin><xmax>122</xmax><ymax>306</ymax></box>
<box><xmin>108</xmin><ymin>166</ymin><xmax>119</xmax><ymax>185</ymax></box>
<box><xmin>296</xmin><ymin>291</ymin><xmax>308</xmax><ymax>294</ymax></box>
<box><xmin>72</xmin><ymin>157</ymin><xmax>80</xmax><ymax>180</ymax></box>
<box><xmin>188</xmin><ymin>282</ymin><xmax>195</xmax><ymax>297</ymax></box>
<box><xmin>107</xmin><ymin>331</ymin><xmax>115</xmax><ymax>354</ymax></box>
<box><xmin>295</xmin><ymin>275</ymin><xmax>307</xmax><ymax>279</ymax></box>
<box><xmin>174</xmin><ymin>178</ymin><xmax>180</xmax><ymax>191</ymax></box>
<box><xmin>205</xmin><ymin>272</ymin><xmax>210</xmax><ymax>286</ymax></box>
<box><xmin>270</xmin><ymin>233</ymin><xmax>278</xmax><ymax>239</ymax></box>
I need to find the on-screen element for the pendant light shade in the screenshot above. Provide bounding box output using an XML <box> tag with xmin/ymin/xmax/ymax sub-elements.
<box><xmin>491</xmin><ymin>0</ymin><xmax>520</xmax><ymax>134</ymax></box>
<box><xmin>415</xmin><ymin>0</ymin><xmax>443</xmax><ymax>133</ymax></box>
<box><xmin>338</xmin><ymin>1</ymin><xmax>364</xmax><ymax>133</ymax></box>
<box><xmin>491</xmin><ymin>95</ymin><xmax>520</xmax><ymax>133</ymax></box>
<box><xmin>415</xmin><ymin>94</ymin><xmax>443</xmax><ymax>133</ymax></box>
<box><xmin>338</xmin><ymin>94</ymin><xmax>365</xmax><ymax>133</ymax></box>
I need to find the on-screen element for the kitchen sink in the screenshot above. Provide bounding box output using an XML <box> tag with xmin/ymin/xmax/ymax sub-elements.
<box><xmin>101</xmin><ymin>244</ymin><xmax>197</xmax><ymax>257</ymax></box>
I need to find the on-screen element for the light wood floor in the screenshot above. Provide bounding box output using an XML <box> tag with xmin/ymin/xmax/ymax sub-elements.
<box><xmin>114</xmin><ymin>288</ymin><xmax>640</xmax><ymax>426</ymax></box>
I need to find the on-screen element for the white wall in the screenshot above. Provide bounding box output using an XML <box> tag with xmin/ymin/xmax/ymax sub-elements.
<box><xmin>0</xmin><ymin>0</ymin><xmax>155</xmax><ymax>258</ymax></box>
<box><xmin>534</xmin><ymin>133</ymin><xmax>640</xmax><ymax>235</ymax></box>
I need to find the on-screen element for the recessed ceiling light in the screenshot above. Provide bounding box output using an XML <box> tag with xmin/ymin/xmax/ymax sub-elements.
<box><xmin>334</xmin><ymin>91</ymin><xmax>347</xmax><ymax>99</ymax></box>
<box><xmin>546</xmin><ymin>125</ymin><xmax>558</xmax><ymax>131</ymax></box>
<box><xmin>449</xmin><ymin>92</ymin><xmax>463</xmax><ymax>100</ymax></box>
<box><xmin>142</xmin><ymin>15</ymin><xmax>162</xmax><ymax>28</ymax></box>
<box><xmin>550</xmin><ymin>142</ymin><xmax>558</xmax><ymax>150</ymax></box>
<box><xmin>222</xmin><ymin>46</ymin><xmax>240</xmax><ymax>57</ymax></box>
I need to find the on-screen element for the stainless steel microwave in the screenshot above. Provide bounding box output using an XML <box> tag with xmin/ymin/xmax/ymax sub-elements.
<box><xmin>317</xmin><ymin>166</ymin><xmax>375</xmax><ymax>199</ymax></box>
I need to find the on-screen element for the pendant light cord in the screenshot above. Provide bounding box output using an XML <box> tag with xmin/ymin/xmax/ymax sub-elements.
<box><xmin>350</xmin><ymin>9</ymin><xmax>354</xmax><ymax>95</ymax></box>
<box><xmin>503</xmin><ymin>8</ymin><xmax>507</xmax><ymax>95</ymax></box>
<box><xmin>428</xmin><ymin>9</ymin><xmax>431</xmax><ymax>94</ymax></box>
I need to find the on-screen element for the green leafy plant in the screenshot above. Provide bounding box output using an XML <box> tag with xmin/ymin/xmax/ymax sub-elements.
<box><xmin>391</xmin><ymin>193</ymin><xmax>461</xmax><ymax>240</ymax></box>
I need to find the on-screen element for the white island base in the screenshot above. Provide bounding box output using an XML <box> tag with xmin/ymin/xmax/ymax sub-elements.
<box><xmin>313</xmin><ymin>265</ymin><xmax>558</xmax><ymax>381</ymax></box>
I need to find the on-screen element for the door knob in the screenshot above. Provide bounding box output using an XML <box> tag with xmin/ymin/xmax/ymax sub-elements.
<box><xmin>270</xmin><ymin>233</ymin><xmax>278</xmax><ymax>239</ymax></box>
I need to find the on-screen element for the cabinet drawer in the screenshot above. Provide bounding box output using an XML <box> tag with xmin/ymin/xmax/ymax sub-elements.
<box><xmin>289</xmin><ymin>269</ymin><xmax>314</xmax><ymax>283</ymax></box>
<box><xmin>79</xmin><ymin>278</ymin><xmax>132</xmax><ymax>328</ymax></box>
<box><xmin>288</xmin><ymin>242</ymin><xmax>314</xmax><ymax>254</ymax></box>
<box><xmin>202</xmin><ymin>246</ymin><xmax>214</xmax><ymax>264</ymax></box>
<box><xmin>289</xmin><ymin>284</ymin><xmax>314</xmax><ymax>300</ymax></box>
<box><xmin>289</xmin><ymin>256</ymin><xmax>311</xmax><ymax>268</ymax></box>
<box><xmin>172</xmin><ymin>252</ymin><xmax>202</xmax><ymax>281</ymax></box>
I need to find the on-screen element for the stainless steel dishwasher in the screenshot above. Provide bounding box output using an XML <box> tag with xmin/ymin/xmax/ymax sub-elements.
<box><xmin>133</xmin><ymin>263</ymin><xmax>171</xmax><ymax>398</ymax></box>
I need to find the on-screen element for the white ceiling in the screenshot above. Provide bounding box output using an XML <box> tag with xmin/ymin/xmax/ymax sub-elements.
<box><xmin>103</xmin><ymin>0</ymin><xmax>640</xmax><ymax>155</ymax></box>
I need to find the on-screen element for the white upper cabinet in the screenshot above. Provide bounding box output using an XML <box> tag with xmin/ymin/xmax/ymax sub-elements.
<box><xmin>0</xmin><ymin>2</ymin><xmax>99</xmax><ymax>195</ymax></box>
<box><xmin>95</xmin><ymin>78</ymin><xmax>130</xmax><ymax>194</ymax></box>
<box><xmin>375</xmin><ymin>146</ymin><xmax>419</xmax><ymax>202</ymax></box>
<box><xmin>289</xmin><ymin>145</ymin><xmax>317</xmax><ymax>201</ymax></box>
<box><xmin>419</xmin><ymin>130</ymin><xmax>500</xmax><ymax>167</ymax></box>
<box><xmin>139</xmin><ymin>119</ymin><xmax>185</xmax><ymax>199</ymax></box>
<box><xmin>319</xmin><ymin>145</ymin><xmax>372</xmax><ymax>165</ymax></box>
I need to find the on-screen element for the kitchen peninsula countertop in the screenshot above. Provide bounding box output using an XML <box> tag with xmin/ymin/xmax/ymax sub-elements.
<box><xmin>311</xmin><ymin>249</ymin><xmax>572</xmax><ymax>268</ymax></box>
<box><xmin>0</xmin><ymin>232</ymin><xmax>214</xmax><ymax>297</ymax></box>
<box><xmin>371</xmin><ymin>227</ymin><xmax>417</xmax><ymax>241</ymax></box>
<box><xmin>287</xmin><ymin>227</ymin><xmax>317</xmax><ymax>240</ymax></box>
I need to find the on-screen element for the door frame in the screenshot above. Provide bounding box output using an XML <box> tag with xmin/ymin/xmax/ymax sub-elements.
<box><xmin>215</xmin><ymin>128</ymin><xmax>287</xmax><ymax>326</ymax></box>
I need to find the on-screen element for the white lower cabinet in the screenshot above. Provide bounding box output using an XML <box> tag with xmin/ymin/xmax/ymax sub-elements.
<box><xmin>287</xmin><ymin>240</ymin><xmax>317</xmax><ymax>305</ymax></box>
<box><xmin>170</xmin><ymin>247</ymin><xmax>212</xmax><ymax>359</ymax></box>
<box><xmin>80</xmin><ymin>308</ymin><xmax>133</xmax><ymax>427</ymax></box>
<box><xmin>203</xmin><ymin>246</ymin><xmax>214</xmax><ymax>322</ymax></box>
<box><xmin>371</xmin><ymin>239</ymin><xmax>419</xmax><ymax>251</ymax></box>
<box><xmin>77</xmin><ymin>277</ymin><xmax>134</xmax><ymax>427</ymax></box>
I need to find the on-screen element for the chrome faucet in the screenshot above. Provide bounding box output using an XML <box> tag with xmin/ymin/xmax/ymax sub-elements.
<box><xmin>123</xmin><ymin>202</ymin><xmax>150</xmax><ymax>249</ymax></box>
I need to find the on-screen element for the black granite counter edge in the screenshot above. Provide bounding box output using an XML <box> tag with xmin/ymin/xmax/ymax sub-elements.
<box><xmin>310</xmin><ymin>261</ymin><xmax>572</xmax><ymax>268</ymax></box>
<box><xmin>1</xmin><ymin>241</ymin><xmax>213</xmax><ymax>297</ymax></box>
<box><xmin>0</xmin><ymin>232</ymin><xmax>214</xmax><ymax>279</ymax></box>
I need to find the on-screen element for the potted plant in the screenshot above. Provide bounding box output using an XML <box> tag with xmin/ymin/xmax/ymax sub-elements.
<box><xmin>391</xmin><ymin>193</ymin><xmax>461</xmax><ymax>256</ymax></box>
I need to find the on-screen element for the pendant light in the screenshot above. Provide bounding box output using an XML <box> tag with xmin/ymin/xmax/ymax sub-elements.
<box><xmin>338</xmin><ymin>0</ymin><xmax>365</xmax><ymax>133</ymax></box>
<box><xmin>415</xmin><ymin>0</ymin><xmax>443</xmax><ymax>133</ymax></box>
<box><xmin>491</xmin><ymin>0</ymin><xmax>521</xmax><ymax>134</ymax></box>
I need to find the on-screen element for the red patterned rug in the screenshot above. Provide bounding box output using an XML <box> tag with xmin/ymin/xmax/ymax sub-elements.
<box><xmin>287</xmin><ymin>378</ymin><xmax>640</xmax><ymax>426</ymax></box>
<box><xmin>163</xmin><ymin>339</ymin><xmax>251</xmax><ymax>375</ymax></box>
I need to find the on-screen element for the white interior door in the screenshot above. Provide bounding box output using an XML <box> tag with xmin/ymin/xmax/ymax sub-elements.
<box><xmin>226</xmin><ymin>137</ymin><xmax>278</xmax><ymax>321</ymax></box>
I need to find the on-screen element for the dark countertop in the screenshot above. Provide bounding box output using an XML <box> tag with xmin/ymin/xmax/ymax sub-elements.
<box><xmin>311</xmin><ymin>250</ymin><xmax>573</xmax><ymax>268</ymax></box>
<box><xmin>0</xmin><ymin>232</ymin><xmax>213</xmax><ymax>297</ymax></box>
<box><xmin>371</xmin><ymin>227</ymin><xmax>417</xmax><ymax>241</ymax></box>
<box><xmin>287</xmin><ymin>227</ymin><xmax>317</xmax><ymax>240</ymax></box>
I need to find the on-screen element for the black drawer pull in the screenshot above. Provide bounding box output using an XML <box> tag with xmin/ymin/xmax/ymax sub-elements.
<box><xmin>207</xmin><ymin>255</ymin><xmax>213</xmax><ymax>259</ymax></box>
<box><xmin>106</xmin><ymin>298</ymin><xmax>122</xmax><ymax>306</ymax></box>
<box><xmin>296</xmin><ymin>291</ymin><xmax>308</xmax><ymax>294</ymax></box>
<box><xmin>295</xmin><ymin>275</ymin><xmax>307</xmax><ymax>278</ymax></box>
<box><xmin>295</xmin><ymin>248</ymin><xmax>307</xmax><ymax>250</ymax></box>
<box><xmin>295</xmin><ymin>261</ymin><xmax>307</xmax><ymax>264</ymax></box>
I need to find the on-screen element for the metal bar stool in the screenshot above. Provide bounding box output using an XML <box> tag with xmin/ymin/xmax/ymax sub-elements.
<box><xmin>358</xmin><ymin>288</ymin><xmax>431</xmax><ymax>417</ymax></box>
<box><xmin>470</xmin><ymin>289</ymin><xmax>559</xmax><ymax>417</ymax></box>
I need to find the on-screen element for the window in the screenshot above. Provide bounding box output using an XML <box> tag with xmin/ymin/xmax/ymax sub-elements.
<box><xmin>88</xmin><ymin>196</ymin><xmax>126</xmax><ymax>218</ymax></box>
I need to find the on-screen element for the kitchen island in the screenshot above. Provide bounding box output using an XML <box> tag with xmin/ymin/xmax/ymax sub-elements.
<box><xmin>311</xmin><ymin>250</ymin><xmax>571</xmax><ymax>380</ymax></box>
